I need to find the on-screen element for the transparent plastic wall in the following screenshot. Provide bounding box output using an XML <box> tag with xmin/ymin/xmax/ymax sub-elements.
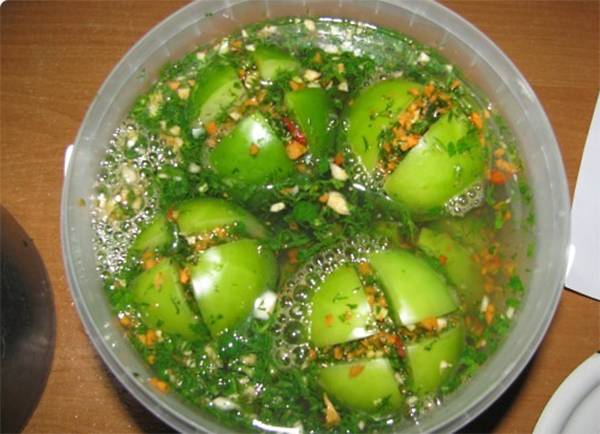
<box><xmin>62</xmin><ymin>1</ymin><xmax>569</xmax><ymax>432</ymax></box>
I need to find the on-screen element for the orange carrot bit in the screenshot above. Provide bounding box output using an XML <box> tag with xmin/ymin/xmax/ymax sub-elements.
<box><xmin>285</xmin><ymin>141</ymin><xmax>308</xmax><ymax>160</ymax></box>
<box><xmin>423</xmin><ymin>82</ymin><xmax>435</xmax><ymax>97</ymax></box>
<box><xmin>179</xmin><ymin>267</ymin><xmax>190</xmax><ymax>284</ymax></box>
<box><xmin>409</xmin><ymin>87</ymin><xmax>420</xmax><ymax>96</ymax></box>
<box><xmin>287</xmin><ymin>248</ymin><xmax>299</xmax><ymax>265</ymax></box>
<box><xmin>166</xmin><ymin>208</ymin><xmax>179</xmax><ymax>222</ymax></box>
<box><xmin>137</xmin><ymin>334</ymin><xmax>148</xmax><ymax>346</ymax></box>
<box><xmin>485</xmin><ymin>303</ymin><xmax>495</xmax><ymax>325</ymax></box>
<box><xmin>167</xmin><ymin>81</ymin><xmax>180</xmax><ymax>91</ymax></box>
<box><xmin>244</xmin><ymin>97</ymin><xmax>259</xmax><ymax>107</ymax></box>
<box><xmin>205</xmin><ymin>121</ymin><xmax>218</xmax><ymax>136</ymax></box>
<box><xmin>420</xmin><ymin>316</ymin><xmax>438</xmax><ymax>331</ymax></box>
<box><xmin>142</xmin><ymin>250</ymin><xmax>154</xmax><ymax>261</ymax></box>
<box><xmin>333</xmin><ymin>152</ymin><xmax>345</xmax><ymax>166</ymax></box>
<box><xmin>400</xmin><ymin>134</ymin><xmax>420</xmax><ymax>152</ymax></box>
<box><xmin>231</xmin><ymin>39</ymin><xmax>242</xmax><ymax>49</ymax></box>
<box><xmin>470</xmin><ymin>112</ymin><xmax>484</xmax><ymax>130</ymax></box>
<box><xmin>119</xmin><ymin>315</ymin><xmax>132</xmax><ymax>328</ymax></box>
<box><xmin>249</xmin><ymin>143</ymin><xmax>260</xmax><ymax>156</ymax></box>
<box><xmin>439</xmin><ymin>255</ymin><xmax>448</xmax><ymax>266</ymax></box>
<box><xmin>386</xmin><ymin>160</ymin><xmax>397</xmax><ymax>172</ymax></box>
<box><xmin>145</xmin><ymin>329</ymin><xmax>158</xmax><ymax>346</ymax></box>
<box><xmin>489</xmin><ymin>169</ymin><xmax>507</xmax><ymax>185</ymax></box>
<box><xmin>308</xmin><ymin>348</ymin><xmax>317</xmax><ymax>361</ymax></box>
<box><xmin>325</xmin><ymin>313</ymin><xmax>334</xmax><ymax>327</ymax></box>
<box><xmin>503</xmin><ymin>210</ymin><xmax>513</xmax><ymax>222</ymax></box>
<box><xmin>333</xmin><ymin>346</ymin><xmax>344</xmax><ymax>360</ymax></box>
<box><xmin>318</xmin><ymin>193</ymin><xmax>329</xmax><ymax>204</ymax></box>
<box><xmin>382</xmin><ymin>142</ymin><xmax>392</xmax><ymax>154</ymax></box>
<box><xmin>323</xmin><ymin>393</ymin><xmax>341</xmax><ymax>427</ymax></box>
<box><xmin>450</xmin><ymin>79</ymin><xmax>461</xmax><ymax>90</ymax></box>
<box><xmin>348</xmin><ymin>364</ymin><xmax>365</xmax><ymax>378</ymax></box>
<box><xmin>149</xmin><ymin>377</ymin><xmax>169</xmax><ymax>393</ymax></box>
<box><xmin>143</xmin><ymin>257</ymin><xmax>157</xmax><ymax>270</ymax></box>
<box><xmin>289</xmin><ymin>80</ymin><xmax>304</xmax><ymax>91</ymax></box>
<box><xmin>358</xmin><ymin>261</ymin><xmax>373</xmax><ymax>276</ymax></box>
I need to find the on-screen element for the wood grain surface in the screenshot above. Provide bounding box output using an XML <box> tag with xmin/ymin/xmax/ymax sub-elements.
<box><xmin>1</xmin><ymin>1</ymin><xmax>598</xmax><ymax>433</ymax></box>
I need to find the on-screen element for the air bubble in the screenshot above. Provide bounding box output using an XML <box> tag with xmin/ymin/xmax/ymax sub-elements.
<box><xmin>283</xmin><ymin>322</ymin><xmax>304</xmax><ymax>344</ymax></box>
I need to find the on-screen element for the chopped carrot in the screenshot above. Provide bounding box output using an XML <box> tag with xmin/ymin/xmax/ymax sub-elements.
<box><xmin>145</xmin><ymin>329</ymin><xmax>158</xmax><ymax>346</ymax></box>
<box><xmin>119</xmin><ymin>315</ymin><xmax>132</xmax><ymax>328</ymax></box>
<box><xmin>386</xmin><ymin>160</ymin><xmax>397</xmax><ymax>171</ymax></box>
<box><xmin>333</xmin><ymin>346</ymin><xmax>343</xmax><ymax>360</ymax></box>
<box><xmin>358</xmin><ymin>261</ymin><xmax>373</xmax><ymax>276</ymax></box>
<box><xmin>308</xmin><ymin>349</ymin><xmax>317</xmax><ymax>361</ymax></box>
<box><xmin>287</xmin><ymin>248</ymin><xmax>299</xmax><ymax>265</ymax></box>
<box><xmin>423</xmin><ymin>82</ymin><xmax>435</xmax><ymax>97</ymax></box>
<box><xmin>231</xmin><ymin>39</ymin><xmax>242</xmax><ymax>49</ymax></box>
<box><xmin>318</xmin><ymin>193</ymin><xmax>329</xmax><ymax>204</ymax></box>
<box><xmin>323</xmin><ymin>394</ymin><xmax>341</xmax><ymax>427</ymax></box>
<box><xmin>420</xmin><ymin>316</ymin><xmax>438</xmax><ymax>331</ymax></box>
<box><xmin>167</xmin><ymin>81</ymin><xmax>180</xmax><ymax>91</ymax></box>
<box><xmin>489</xmin><ymin>169</ymin><xmax>507</xmax><ymax>185</ymax></box>
<box><xmin>485</xmin><ymin>303</ymin><xmax>495</xmax><ymax>325</ymax></box>
<box><xmin>470</xmin><ymin>112</ymin><xmax>484</xmax><ymax>130</ymax></box>
<box><xmin>166</xmin><ymin>208</ymin><xmax>178</xmax><ymax>222</ymax></box>
<box><xmin>503</xmin><ymin>210</ymin><xmax>512</xmax><ymax>222</ymax></box>
<box><xmin>325</xmin><ymin>313</ymin><xmax>334</xmax><ymax>327</ymax></box>
<box><xmin>333</xmin><ymin>152</ymin><xmax>345</xmax><ymax>166</ymax></box>
<box><xmin>195</xmin><ymin>239</ymin><xmax>209</xmax><ymax>252</ymax></box>
<box><xmin>143</xmin><ymin>257</ymin><xmax>157</xmax><ymax>270</ymax></box>
<box><xmin>450</xmin><ymin>79</ymin><xmax>461</xmax><ymax>90</ymax></box>
<box><xmin>179</xmin><ymin>267</ymin><xmax>190</xmax><ymax>284</ymax></box>
<box><xmin>439</xmin><ymin>255</ymin><xmax>448</xmax><ymax>266</ymax></box>
<box><xmin>149</xmin><ymin>377</ymin><xmax>169</xmax><ymax>393</ymax></box>
<box><xmin>348</xmin><ymin>364</ymin><xmax>365</xmax><ymax>378</ymax></box>
<box><xmin>364</xmin><ymin>285</ymin><xmax>376</xmax><ymax>296</ymax></box>
<box><xmin>205</xmin><ymin>121</ymin><xmax>218</xmax><ymax>136</ymax></box>
<box><xmin>382</xmin><ymin>142</ymin><xmax>392</xmax><ymax>154</ymax></box>
<box><xmin>244</xmin><ymin>97</ymin><xmax>258</xmax><ymax>107</ymax></box>
<box><xmin>285</xmin><ymin>141</ymin><xmax>307</xmax><ymax>160</ymax></box>
<box><xmin>400</xmin><ymin>134</ymin><xmax>420</xmax><ymax>152</ymax></box>
<box><xmin>409</xmin><ymin>88</ymin><xmax>420</xmax><ymax>96</ymax></box>
<box><xmin>289</xmin><ymin>80</ymin><xmax>304</xmax><ymax>91</ymax></box>
<box><xmin>249</xmin><ymin>143</ymin><xmax>260</xmax><ymax>156</ymax></box>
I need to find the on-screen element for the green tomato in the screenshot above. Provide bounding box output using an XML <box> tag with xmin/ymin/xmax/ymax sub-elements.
<box><xmin>187</xmin><ymin>62</ymin><xmax>245</xmax><ymax>126</ymax></box>
<box><xmin>175</xmin><ymin>198</ymin><xmax>266</xmax><ymax>239</ymax></box>
<box><xmin>428</xmin><ymin>212</ymin><xmax>491</xmax><ymax>252</ymax></box>
<box><xmin>309</xmin><ymin>265</ymin><xmax>376</xmax><ymax>348</ymax></box>
<box><xmin>319</xmin><ymin>358</ymin><xmax>403</xmax><ymax>412</ymax></box>
<box><xmin>383</xmin><ymin>112</ymin><xmax>485</xmax><ymax>219</ymax></box>
<box><xmin>368</xmin><ymin>249</ymin><xmax>457</xmax><ymax>326</ymax></box>
<box><xmin>253</xmin><ymin>45</ymin><xmax>300</xmax><ymax>80</ymax></box>
<box><xmin>346</xmin><ymin>79</ymin><xmax>421</xmax><ymax>171</ymax></box>
<box><xmin>284</xmin><ymin>88</ymin><xmax>335</xmax><ymax>161</ymax></box>
<box><xmin>209</xmin><ymin>113</ymin><xmax>295</xmax><ymax>186</ymax></box>
<box><xmin>417</xmin><ymin>228</ymin><xmax>484</xmax><ymax>306</ymax></box>
<box><xmin>189</xmin><ymin>239</ymin><xmax>278</xmax><ymax>336</ymax></box>
<box><xmin>131</xmin><ymin>214</ymin><xmax>176</xmax><ymax>254</ymax></box>
<box><xmin>406</xmin><ymin>324</ymin><xmax>465</xmax><ymax>396</ymax></box>
<box><xmin>131</xmin><ymin>258</ymin><xmax>198</xmax><ymax>339</ymax></box>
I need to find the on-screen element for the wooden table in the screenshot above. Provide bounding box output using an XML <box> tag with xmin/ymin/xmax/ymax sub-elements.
<box><xmin>1</xmin><ymin>1</ymin><xmax>598</xmax><ymax>432</ymax></box>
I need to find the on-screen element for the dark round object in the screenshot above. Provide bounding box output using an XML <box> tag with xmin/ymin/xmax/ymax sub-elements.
<box><xmin>1</xmin><ymin>207</ymin><xmax>56</xmax><ymax>433</ymax></box>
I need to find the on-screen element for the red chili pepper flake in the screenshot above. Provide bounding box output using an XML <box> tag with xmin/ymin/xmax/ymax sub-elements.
<box><xmin>394</xmin><ymin>338</ymin><xmax>406</xmax><ymax>358</ymax></box>
<box><xmin>282</xmin><ymin>117</ymin><xmax>307</xmax><ymax>145</ymax></box>
<box><xmin>439</xmin><ymin>255</ymin><xmax>448</xmax><ymax>266</ymax></box>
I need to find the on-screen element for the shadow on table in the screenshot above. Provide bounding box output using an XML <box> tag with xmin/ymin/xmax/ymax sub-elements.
<box><xmin>461</xmin><ymin>361</ymin><xmax>532</xmax><ymax>433</ymax></box>
<box><xmin>99</xmin><ymin>352</ymin><xmax>535</xmax><ymax>434</ymax></box>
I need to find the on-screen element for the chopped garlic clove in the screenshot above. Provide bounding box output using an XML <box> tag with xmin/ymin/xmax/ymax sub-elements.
<box><xmin>327</xmin><ymin>191</ymin><xmax>350</xmax><ymax>215</ymax></box>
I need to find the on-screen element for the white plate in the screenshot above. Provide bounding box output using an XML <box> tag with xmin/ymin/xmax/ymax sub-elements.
<box><xmin>533</xmin><ymin>353</ymin><xmax>600</xmax><ymax>434</ymax></box>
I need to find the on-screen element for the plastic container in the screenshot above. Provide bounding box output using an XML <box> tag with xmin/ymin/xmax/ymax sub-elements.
<box><xmin>61</xmin><ymin>1</ymin><xmax>570</xmax><ymax>432</ymax></box>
